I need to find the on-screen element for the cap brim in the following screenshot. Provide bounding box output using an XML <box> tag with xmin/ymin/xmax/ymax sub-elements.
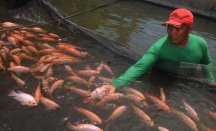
<box><xmin>162</xmin><ymin>20</ymin><xmax>182</xmax><ymax>27</ymax></box>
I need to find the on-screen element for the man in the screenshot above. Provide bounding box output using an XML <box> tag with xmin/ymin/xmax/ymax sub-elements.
<box><xmin>111</xmin><ymin>8</ymin><xmax>216</xmax><ymax>89</ymax></box>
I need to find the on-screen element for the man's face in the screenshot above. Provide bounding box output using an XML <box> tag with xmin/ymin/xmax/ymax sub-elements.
<box><xmin>167</xmin><ymin>24</ymin><xmax>192</xmax><ymax>44</ymax></box>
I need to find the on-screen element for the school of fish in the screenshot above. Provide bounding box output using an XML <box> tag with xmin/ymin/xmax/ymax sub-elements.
<box><xmin>1</xmin><ymin>22</ymin><xmax>216</xmax><ymax>131</ymax></box>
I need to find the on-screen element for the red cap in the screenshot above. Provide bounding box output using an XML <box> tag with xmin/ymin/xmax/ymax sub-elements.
<box><xmin>162</xmin><ymin>8</ymin><xmax>193</xmax><ymax>28</ymax></box>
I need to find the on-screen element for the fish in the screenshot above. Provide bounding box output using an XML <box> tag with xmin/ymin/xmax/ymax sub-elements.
<box><xmin>200</xmin><ymin>123</ymin><xmax>215</xmax><ymax>131</ymax></box>
<box><xmin>34</xmin><ymin>81</ymin><xmax>42</xmax><ymax>104</ymax></box>
<box><xmin>52</xmin><ymin>58</ymin><xmax>81</xmax><ymax>65</ymax></box>
<box><xmin>50</xmin><ymin>80</ymin><xmax>64</xmax><ymax>96</ymax></box>
<box><xmin>123</xmin><ymin>94</ymin><xmax>147</xmax><ymax>107</ymax></box>
<box><xmin>144</xmin><ymin>92</ymin><xmax>171</xmax><ymax>112</ymax></box>
<box><xmin>8</xmin><ymin>90</ymin><xmax>37</xmax><ymax>106</ymax></box>
<box><xmin>42</xmin><ymin>43</ymin><xmax>55</xmax><ymax>49</ymax></box>
<box><xmin>103</xmin><ymin>106</ymin><xmax>127</xmax><ymax>123</ymax></box>
<box><xmin>204</xmin><ymin>109</ymin><xmax>216</xmax><ymax>121</ymax></box>
<box><xmin>17</xmin><ymin>53</ymin><xmax>38</xmax><ymax>62</ymax></box>
<box><xmin>42</xmin><ymin>78</ymin><xmax>50</xmax><ymax>94</ymax></box>
<box><xmin>64</xmin><ymin>85</ymin><xmax>89</xmax><ymax>98</ymax></box>
<box><xmin>40</xmin><ymin>97</ymin><xmax>60</xmax><ymax>110</ymax></box>
<box><xmin>48</xmin><ymin>33</ymin><xmax>59</xmax><ymax>38</ymax></box>
<box><xmin>98</xmin><ymin>93</ymin><xmax>124</xmax><ymax>104</ymax></box>
<box><xmin>2</xmin><ymin>22</ymin><xmax>21</xmax><ymax>28</ymax></box>
<box><xmin>10</xmin><ymin>48</ymin><xmax>22</xmax><ymax>56</ymax></box>
<box><xmin>27</xmin><ymin>46</ymin><xmax>39</xmax><ymax>56</ymax></box>
<box><xmin>64</xmin><ymin>65</ymin><xmax>77</xmax><ymax>76</ymax></box>
<box><xmin>171</xmin><ymin>108</ymin><xmax>198</xmax><ymax>131</ymax></box>
<box><xmin>182</xmin><ymin>99</ymin><xmax>199</xmax><ymax>121</ymax></box>
<box><xmin>10</xmin><ymin>62</ymin><xmax>16</xmax><ymax>68</ymax></box>
<box><xmin>24</xmin><ymin>33</ymin><xmax>37</xmax><ymax>39</ymax></box>
<box><xmin>39</xmin><ymin>49</ymin><xmax>59</xmax><ymax>55</ymax></box>
<box><xmin>7</xmin><ymin>66</ymin><xmax>31</xmax><ymax>75</ymax></box>
<box><xmin>89</xmin><ymin>76</ymin><xmax>96</xmax><ymax>86</ymax></box>
<box><xmin>11</xmin><ymin>73</ymin><xmax>27</xmax><ymax>88</ymax></box>
<box><xmin>96</xmin><ymin>76</ymin><xmax>114</xmax><ymax>84</ymax></box>
<box><xmin>35</xmin><ymin>43</ymin><xmax>45</xmax><ymax>50</ymax></box>
<box><xmin>74</xmin><ymin>70</ymin><xmax>100</xmax><ymax>77</ymax></box>
<box><xmin>67</xmin><ymin>121</ymin><xmax>103</xmax><ymax>131</ymax></box>
<box><xmin>102</xmin><ymin>63</ymin><xmax>114</xmax><ymax>77</ymax></box>
<box><xmin>66</xmin><ymin>76</ymin><xmax>90</xmax><ymax>89</ymax></box>
<box><xmin>31</xmin><ymin>27</ymin><xmax>46</xmax><ymax>33</ymax></box>
<box><xmin>46</xmin><ymin>66</ymin><xmax>53</xmax><ymax>78</ymax></box>
<box><xmin>0</xmin><ymin>49</ymin><xmax>7</xmax><ymax>61</ymax></box>
<box><xmin>58</xmin><ymin>43</ymin><xmax>85</xmax><ymax>50</ymax></box>
<box><xmin>131</xmin><ymin>103</ymin><xmax>154</xmax><ymax>126</ymax></box>
<box><xmin>84</xmin><ymin>85</ymin><xmax>116</xmax><ymax>103</ymax></box>
<box><xmin>158</xmin><ymin>126</ymin><xmax>170</xmax><ymax>131</ymax></box>
<box><xmin>2</xmin><ymin>46</ymin><xmax>9</xmax><ymax>54</ymax></box>
<box><xmin>21</xmin><ymin>46</ymin><xmax>31</xmax><ymax>55</ymax></box>
<box><xmin>121</xmin><ymin>87</ymin><xmax>145</xmax><ymax>99</ymax></box>
<box><xmin>21</xmin><ymin>40</ymin><xmax>35</xmax><ymax>47</ymax></box>
<box><xmin>31</xmin><ymin>63</ymin><xmax>45</xmax><ymax>73</ymax></box>
<box><xmin>73</xmin><ymin>106</ymin><xmax>102</xmax><ymax>125</ymax></box>
<box><xmin>40</xmin><ymin>63</ymin><xmax>52</xmax><ymax>72</ymax></box>
<box><xmin>7</xmin><ymin>37</ymin><xmax>18</xmax><ymax>47</ymax></box>
<box><xmin>89</xmin><ymin>101</ymin><xmax>117</xmax><ymax>111</ymax></box>
<box><xmin>39</xmin><ymin>37</ymin><xmax>59</xmax><ymax>42</ymax></box>
<box><xmin>36</xmin><ymin>55</ymin><xmax>49</xmax><ymax>66</ymax></box>
<box><xmin>159</xmin><ymin>87</ymin><xmax>166</xmax><ymax>103</ymax></box>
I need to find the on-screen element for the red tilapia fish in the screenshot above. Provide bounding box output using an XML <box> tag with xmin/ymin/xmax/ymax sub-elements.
<box><xmin>84</xmin><ymin>85</ymin><xmax>116</xmax><ymax>103</ymax></box>
<box><xmin>121</xmin><ymin>87</ymin><xmax>145</xmax><ymax>99</ymax></box>
<box><xmin>131</xmin><ymin>103</ymin><xmax>154</xmax><ymax>126</ymax></box>
<box><xmin>50</xmin><ymin>80</ymin><xmax>64</xmax><ymax>96</ymax></box>
<box><xmin>73</xmin><ymin>106</ymin><xmax>102</xmax><ymax>125</ymax></box>
<box><xmin>200</xmin><ymin>123</ymin><xmax>215</xmax><ymax>131</ymax></box>
<box><xmin>171</xmin><ymin>108</ymin><xmax>198</xmax><ymax>131</ymax></box>
<box><xmin>67</xmin><ymin>121</ymin><xmax>103</xmax><ymax>131</ymax></box>
<box><xmin>88</xmin><ymin>101</ymin><xmax>117</xmax><ymax>111</ymax></box>
<box><xmin>11</xmin><ymin>72</ymin><xmax>27</xmax><ymax>88</ymax></box>
<box><xmin>8</xmin><ymin>90</ymin><xmax>37</xmax><ymax>106</ymax></box>
<box><xmin>204</xmin><ymin>109</ymin><xmax>216</xmax><ymax>121</ymax></box>
<box><xmin>40</xmin><ymin>97</ymin><xmax>60</xmax><ymax>110</ymax></box>
<box><xmin>123</xmin><ymin>94</ymin><xmax>147</xmax><ymax>107</ymax></box>
<box><xmin>98</xmin><ymin>93</ymin><xmax>124</xmax><ymax>105</ymax></box>
<box><xmin>158</xmin><ymin>126</ymin><xmax>170</xmax><ymax>131</ymax></box>
<box><xmin>182</xmin><ymin>99</ymin><xmax>199</xmax><ymax>121</ymax></box>
<box><xmin>144</xmin><ymin>92</ymin><xmax>171</xmax><ymax>113</ymax></box>
<box><xmin>64</xmin><ymin>85</ymin><xmax>89</xmax><ymax>98</ymax></box>
<box><xmin>66</xmin><ymin>76</ymin><xmax>90</xmax><ymax>89</ymax></box>
<box><xmin>7</xmin><ymin>66</ymin><xmax>31</xmax><ymax>75</ymax></box>
<box><xmin>103</xmin><ymin>105</ymin><xmax>127</xmax><ymax>123</ymax></box>
<box><xmin>34</xmin><ymin>82</ymin><xmax>41</xmax><ymax>104</ymax></box>
<box><xmin>74</xmin><ymin>69</ymin><xmax>100</xmax><ymax>77</ymax></box>
<box><xmin>159</xmin><ymin>86</ymin><xmax>166</xmax><ymax>103</ymax></box>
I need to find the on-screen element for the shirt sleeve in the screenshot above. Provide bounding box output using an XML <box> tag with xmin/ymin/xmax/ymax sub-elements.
<box><xmin>111</xmin><ymin>44</ymin><xmax>159</xmax><ymax>89</ymax></box>
<box><xmin>200</xmin><ymin>41</ymin><xmax>216</xmax><ymax>83</ymax></box>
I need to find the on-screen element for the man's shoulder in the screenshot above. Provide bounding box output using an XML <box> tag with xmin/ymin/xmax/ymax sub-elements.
<box><xmin>154</xmin><ymin>35</ymin><xmax>169</xmax><ymax>46</ymax></box>
<box><xmin>189</xmin><ymin>34</ymin><xmax>207</xmax><ymax>45</ymax></box>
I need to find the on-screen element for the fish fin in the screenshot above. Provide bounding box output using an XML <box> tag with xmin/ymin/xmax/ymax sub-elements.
<box><xmin>67</xmin><ymin>121</ymin><xmax>75</xmax><ymax>130</ymax></box>
<box><xmin>103</xmin><ymin>119</ymin><xmax>109</xmax><ymax>124</ymax></box>
<box><xmin>17</xmin><ymin>91</ymin><xmax>24</xmax><ymax>94</ymax></box>
<box><xmin>7</xmin><ymin>90</ymin><xmax>17</xmax><ymax>96</ymax></box>
<box><xmin>21</xmin><ymin>100</ymin><xmax>28</xmax><ymax>105</ymax></box>
<box><xmin>86</xmin><ymin>64</ymin><xmax>91</xmax><ymax>70</ymax></box>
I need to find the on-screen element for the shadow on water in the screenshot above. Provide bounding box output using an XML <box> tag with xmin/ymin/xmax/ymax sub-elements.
<box><xmin>0</xmin><ymin>0</ymin><xmax>216</xmax><ymax>131</ymax></box>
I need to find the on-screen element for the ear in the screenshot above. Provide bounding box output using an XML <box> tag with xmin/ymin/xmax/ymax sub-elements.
<box><xmin>188</xmin><ymin>25</ymin><xmax>193</xmax><ymax>33</ymax></box>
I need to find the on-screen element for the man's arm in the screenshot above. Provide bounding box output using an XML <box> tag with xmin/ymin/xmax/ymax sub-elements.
<box><xmin>111</xmin><ymin>44</ymin><xmax>159</xmax><ymax>89</ymax></box>
<box><xmin>200</xmin><ymin>42</ymin><xmax>215</xmax><ymax>83</ymax></box>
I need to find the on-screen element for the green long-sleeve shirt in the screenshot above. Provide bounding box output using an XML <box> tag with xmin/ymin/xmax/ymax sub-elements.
<box><xmin>112</xmin><ymin>34</ymin><xmax>215</xmax><ymax>89</ymax></box>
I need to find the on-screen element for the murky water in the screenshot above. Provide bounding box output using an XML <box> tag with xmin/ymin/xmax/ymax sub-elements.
<box><xmin>0</xmin><ymin>0</ymin><xmax>216</xmax><ymax>131</ymax></box>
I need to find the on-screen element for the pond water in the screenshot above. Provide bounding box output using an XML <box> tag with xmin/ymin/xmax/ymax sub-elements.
<box><xmin>0</xmin><ymin>0</ymin><xmax>216</xmax><ymax>131</ymax></box>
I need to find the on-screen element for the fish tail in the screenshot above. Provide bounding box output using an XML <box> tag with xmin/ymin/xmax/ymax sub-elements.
<box><xmin>8</xmin><ymin>90</ymin><xmax>17</xmax><ymax>96</ymax></box>
<box><xmin>102</xmin><ymin>119</ymin><xmax>109</xmax><ymax>124</ymax></box>
<box><xmin>67</xmin><ymin>121</ymin><xmax>76</xmax><ymax>130</ymax></box>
